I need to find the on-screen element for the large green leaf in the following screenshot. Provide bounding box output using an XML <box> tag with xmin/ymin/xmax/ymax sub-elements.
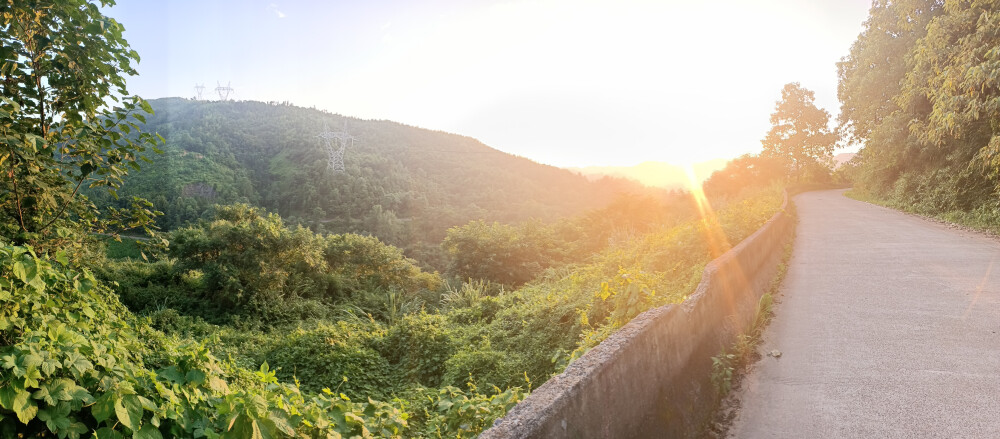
<box><xmin>135</xmin><ymin>424</ymin><xmax>164</xmax><ymax>439</ymax></box>
<box><xmin>114</xmin><ymin>394</ymin><xmax>143</xmax><ymax>431</ymax></box>
<box><xmin>12</xmin><ymin>389</ymin><xmax>37</xmax><ymax>423</ymax></box>
<box><xmin>91</xmin><ymin>392</ymin><xmax>115</xmax><ymax>423</ymax></box>
<box><xmin>0</xmin><ymin>384</ymin><xmax>18</xmax><ymax>410</ymax></box>
<box><xmin>225</xmin><ymin>413</ymin><xmax>264</xmax><ymax>439</ymax></box>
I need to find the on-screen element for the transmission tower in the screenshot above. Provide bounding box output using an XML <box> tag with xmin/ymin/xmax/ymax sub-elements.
<box><xmin>317</xmin><ymin>124</ymin><xmax>353</xmax><ymax>173</ymax></box>
<box><xmin>194</xmin><ymin>84</ymin><xmax>205</xmax><ymax>100</ymax></box>
<box><xmin>214</xmin><ymin>81</ymin><xmax>234</xmax><ymax>101</ymax></box>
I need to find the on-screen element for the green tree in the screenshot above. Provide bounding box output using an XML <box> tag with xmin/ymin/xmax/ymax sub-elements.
<box><xmin>702</xmin><ymin>154</ymin><xmax>786</xmax><ymax>197</ymax></box>
<box><xmin>443</xmin><ymin>219</ymin><xmax>560</xmax><ymax>287</ymax></box>
<box><xmin>168</xmin><ymin>204</ymin><xmax>323</xmax><ymax>315</ymax></box>
<box><xmin>836</xmin><ymin>0</ymin><xmax>942</xmax><ymax>144</ymax></box>
<box><xmin>835</xmin><ymin>0</ymin><xmax>942</xmax><ymax>195</ymax></box>
<box><xmin>906</xmin><ymin>1</ymin><xmax>1000</xmax><ymax>186</ymax></box>
<box><xmin>837</xmin><ymin>0</ymin><xmax>1000</xmax><ymax>210</ymax></box>
<box><xmin>0</xmin><ymin>0</ymin><xmax>161</xmax><ymax>251</ymax></box>
<box><xmin>761</xmin><ymin>83</ymin><xmax>839</xmax><ymax>179</ymax></box>
<box><xmin>321</xmin><ymin>232</ymin><xmax>441</xmax><ymax>297</ymax></box>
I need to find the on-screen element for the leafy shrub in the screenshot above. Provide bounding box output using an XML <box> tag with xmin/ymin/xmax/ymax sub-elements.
<box><xmin>442</xmin><ymin>340</ymin><xmax>516</xmax><ymax>391</ymax></box>
<box><xmin>445</xmin><ymin>294</ymin><xmax>503</xmax><ymax>325</ymax></box>
<box><xmin>381</xmin><ymin>313</ymin><xmax>456</xmax><ymax>388</ymax></box>
<box><xmin>102</xmin><ymin>236</ymin><xmax>144</xmax><ymax>259</ymax></box>
<box><xmin>440</xmin><ymin>279</ymin><xmax>504</xmax><ymax>310</ymax></box>
<box><xmin>146</xmin><ymin>308</ymin><xmax>216</xmax><ymax>338</ymax></box>
<box><xmin>409</xmin><ymin>385</ymin><xmax>526</xmax><ymax>438</ymax></box>
<box><xmin>323</xmin><ymin>233</ymin><xmax>442</xmax><ymax>298</ymax></box>
<box><xmin>265</xmin><ymin>323</ymin><xmax>395</xmax><ymax>399</ymax></box>
<box><xmin>0</xmin><ymin>244</ymin><xmax>418</xmax><ymax>438</ymax></box>
<box><xmin>443</xmin><ymin>220</ymin><xmax>562</xmax><ymax>287</ymax></box>
<box><xmin>94</xmin><ymin>259</ymin><xmax>186</xmax><ymax>312</ymax></box>
<box><xmin>169</xmin><ymin>204</ymin><xmax>325</xmax><ymax>314</ymax></box>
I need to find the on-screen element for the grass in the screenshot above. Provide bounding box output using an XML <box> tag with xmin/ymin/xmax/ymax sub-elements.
<box><xmin>710</xmin><ymin>291</ymin><xmax>777</xmax><ymax>397</ymax></box>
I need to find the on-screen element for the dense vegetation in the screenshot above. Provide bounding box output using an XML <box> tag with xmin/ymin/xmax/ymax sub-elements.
<box><xmin>94</xmin><ymin>182</ymin><xmax>784</xmax><ymax>425</ymax></box>
<box><xmin>703</xmin><ymin>81</ymin><xmax>838</xmax><ymax>198</ymax></box>
<box><xmin>0</xmin><ymin>1</ymin><xmax>817</xmax><ymax>437</ymax></box>
<box><xmin>838</xmin><ymin>0</ymin><xmax>1000</xmax><ymax>226</ymax></box>
<box><xmin>2</xmin><ymin>182</ymin><xmax>784</xmax><ymax>438</ymax></box>
<box><xmin>86</xmin><ymin>97</ymin><xmax>656</xmax><ymax>268</ymax></box>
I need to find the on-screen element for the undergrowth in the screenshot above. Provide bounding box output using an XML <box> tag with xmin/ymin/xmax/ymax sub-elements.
<box><xmin>847</xmin><ymin>188</ymin><xmax>1000</xmax><ymax>235</ymax></box>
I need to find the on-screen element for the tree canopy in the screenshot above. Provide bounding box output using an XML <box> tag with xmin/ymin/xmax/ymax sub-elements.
<box><xmin>761</xmin><ymin>83</ymin><xmax>838</xmax><ymax>179</ymax></box>
<box><xmin>838</xmin><ymin>0</ymin><xmax>1000</xmax><ymax>213</ymax></box>
<box><xmin>836</xmin><ymin>0</ymin><xmax>943</xmax><ymax>144</ymax></box>
<box><xmin>0</xmin><ymin>0</ymin><xmax>161</xmax><ymax>251</ymax></box>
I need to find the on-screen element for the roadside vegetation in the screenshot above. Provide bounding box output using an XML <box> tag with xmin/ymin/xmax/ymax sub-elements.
<box><xmin>837</xmin><ymin>0</ymin><xmax>1000</xmax><ymax>229</ymax></box>
<box><xmin>846</xmin><ymin>189</ymin><xmax>1000</xmax><ymax>236</ymax></box>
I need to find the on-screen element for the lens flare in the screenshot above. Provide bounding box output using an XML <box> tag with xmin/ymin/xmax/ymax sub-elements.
<box><xmin>964</xmin><ymin>256</ymin><xmax>995</xmax><ymax>319</ymax></box>
<box><xmin>685</xmin><ymin>166</ymin><xmax>729</xmax><ymax>259</ymax></box>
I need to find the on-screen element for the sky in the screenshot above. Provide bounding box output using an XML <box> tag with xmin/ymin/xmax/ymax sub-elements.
<box><xmin>105</xmin><ymin>0</ymin><xmax>873</xmax><ymax>168</ymax></box>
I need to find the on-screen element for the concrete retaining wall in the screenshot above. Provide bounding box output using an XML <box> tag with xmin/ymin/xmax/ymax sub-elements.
<box><xmin>480</xmin><ymin>193</ymin><xmax>794</xmax><ymax>439</ymax></box>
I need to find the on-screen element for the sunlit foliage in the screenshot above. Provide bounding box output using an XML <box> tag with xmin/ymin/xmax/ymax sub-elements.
<box><xmin>0</xmin><ymin>0</ymin><xmax>162</xmax><ymax>253</ymax></box>
<box><xmin>761</xmin><ymin>83</ymin><xmax>839</xmax><ymax>179</ymax></box>
<box><xmin>88</xmin><ymin>98</ymin><xmax>661</xmax><ymax>269</ymax></box>
<box><xmin>0</xmin><ymin>2</ymin><xmax>796</xmax><ymax>437</ymax></box>
<box><xmin>838</xmin><ymin>0</ymin><xmax>1000</xmax><ymax>214</ymax></box>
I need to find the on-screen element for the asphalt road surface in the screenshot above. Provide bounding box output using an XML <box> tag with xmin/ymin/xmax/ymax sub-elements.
<box><xmin>729</xmin><ymin>190</ymin><xmax>1000</xmax><ymax>438</ymax></box>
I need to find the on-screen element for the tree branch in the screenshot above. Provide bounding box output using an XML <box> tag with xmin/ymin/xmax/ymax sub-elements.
<box><xmin>6</xmin><ymin>145</ymin><xmax>27</xmax><ymax>233</ymax></box>
<box><xmin>37</xmin><ymin>176</ymin><xmax>85</xmax><ymax>234</ymax></box>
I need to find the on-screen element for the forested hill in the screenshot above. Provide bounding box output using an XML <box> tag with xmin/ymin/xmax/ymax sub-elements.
<box><xmin>93</xmin><ymin>98</ymin><xmax>652</xmax><ymax>259</ymax></box>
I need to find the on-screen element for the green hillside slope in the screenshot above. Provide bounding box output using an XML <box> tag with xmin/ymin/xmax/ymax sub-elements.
<box><xmin>90</xmin><ymin>98</ymin><xmax>652</xmax><ymax>261</ymax></box>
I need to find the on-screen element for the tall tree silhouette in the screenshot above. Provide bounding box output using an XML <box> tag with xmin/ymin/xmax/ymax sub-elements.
<box><xmin>761</xmin><ymin>83</ymin><xmax>838</xmax><ymax>179</ymax></box>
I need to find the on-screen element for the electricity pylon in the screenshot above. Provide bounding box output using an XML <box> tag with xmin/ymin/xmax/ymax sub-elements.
<box><xmin>318</xmin><ymin>124</ymin><xmax>353</xmax><ymax>172</ymax></box>
<box><xmin>215</xmin><ymin>81</ymin><xmax>233</xmax><ymax>101</ymax></box>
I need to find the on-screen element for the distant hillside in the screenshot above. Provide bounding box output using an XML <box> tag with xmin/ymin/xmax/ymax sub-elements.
<box><xmin>92</xmin><ymin>98</ymin><xmax>656</xmax><ymax>262</ymax></box>
<box><xmin>833</xmin><ymin>152</ymin><xmax>856</xmax><ymax>169</ymax></box>
<box><xmin>568</xmin><ymin>159</ymin><xmax>729</xmax><ymax>190</ymax></box>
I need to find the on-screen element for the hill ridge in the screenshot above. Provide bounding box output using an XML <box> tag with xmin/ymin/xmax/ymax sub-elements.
<box><xmin>91</xmin><ymin>97</ymin><xmax>660</xmax><ymax>263</ymax></box>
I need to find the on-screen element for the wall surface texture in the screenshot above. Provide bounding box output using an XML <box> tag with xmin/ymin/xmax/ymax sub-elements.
<box><xmin>480</xmin><ymin>193</ymin><xmax>794</xmax><ymax>439</ymax></box>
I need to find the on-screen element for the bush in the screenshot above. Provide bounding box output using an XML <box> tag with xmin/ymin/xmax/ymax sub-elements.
<box><xmin>93</xmin><ymin>259</ymin><xmax>188</xmax><ymax>312</ymax></box>
<box><xmin>407</xmin><ymin>385</ymin><xmax>526</xmax><ymax>438</ymax></box>
<box><xmin>381</xmin><ymin>313</ymin><xmax>456</xmax><ymax>387</ymax></box>
<box><xmin>443</xmin><ymin>220</ymin><xmax>561</xmax><ymax>287</ymax></box>
<box><xmin>264</xmin><ymin>323</ymin><xmax>395</xmax><ymax>399</ymax></box>
<box><xmin>0</xmin><ymin>244</ymin><xmax>415</xmax><ymax>438</ymax></box>
<box><xmin>442</xmin><ymin>341</ymin><xmax>517</xmax><ymax>391</ymax></box>
<box><xmin>323</xmin><ymin>233</ymin><xmax>443</xmax><ymax>298</ymax></box>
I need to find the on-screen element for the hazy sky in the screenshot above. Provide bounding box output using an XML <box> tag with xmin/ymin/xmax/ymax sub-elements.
<box><xmin>107</xmin><ymin>0</ymin><xmax>872</xmax><ymax>167</ymax></box>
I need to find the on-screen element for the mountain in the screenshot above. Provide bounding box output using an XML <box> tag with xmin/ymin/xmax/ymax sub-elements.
<box><xmin>568</xmin><ymin>159</ymin><xmax>729</xmax><ymax>190</ymax></box>
<box><xmin>92</xmin><ymin>98</ymin><xmax>657</xmax><ymax>263</ymax></box>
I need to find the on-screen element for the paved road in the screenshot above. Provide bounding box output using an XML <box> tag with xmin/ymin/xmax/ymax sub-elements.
<box><xmin>729</xmin><ymin>190</ymin><xmax>1000</xmax><ymax>438</ymax></box>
